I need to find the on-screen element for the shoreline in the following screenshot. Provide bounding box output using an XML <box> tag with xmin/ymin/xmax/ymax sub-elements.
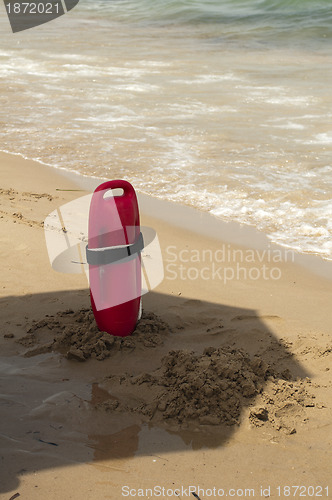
<box><xmin>0</xmin><ymin>151</ymin><xmax>331</xmax><ymax>498</ymax></box>
<box><xmin>2</xmin><ymin>150</ymin><xmax>331</xmax><ymax>280</ymax></box>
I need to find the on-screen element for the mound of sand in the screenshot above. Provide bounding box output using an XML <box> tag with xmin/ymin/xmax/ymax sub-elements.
<box><xmin>15</xmin><ymin>308</ymin><xmax>317</xmax><ymax>434</ymax></box>
<box><xmin>96</xmin><ymin>346</ymin><xmax>315</xmax><ymax>433</ymax></box>
<box><xmin>18</xmin><ymin>308</ymin><xmax>170</xmax><ymax>360</ymax></box>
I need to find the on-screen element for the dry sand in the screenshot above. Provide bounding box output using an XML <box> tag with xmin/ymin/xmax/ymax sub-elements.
<box><xmin>0</xmin><ymin>152</ymin><xmax>331</xmax><ymax>499</ymax></box>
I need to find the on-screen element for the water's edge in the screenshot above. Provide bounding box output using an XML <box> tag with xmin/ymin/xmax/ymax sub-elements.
<box><xmin>22</xmin><ymin>151</ymin><xmax>331</xmax><ymax>281</ymax></box>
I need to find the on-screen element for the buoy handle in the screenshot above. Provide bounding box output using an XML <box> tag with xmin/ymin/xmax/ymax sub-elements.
<box><xmin>94</xmin><ymin>179</ymin><xmax>135</xmax><ymax>198</ymax></box>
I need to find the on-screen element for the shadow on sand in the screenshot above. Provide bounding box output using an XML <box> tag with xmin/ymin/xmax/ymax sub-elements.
<box><xmin>0</xmin><ymin>288</ymin><xmax>309</xmax><ymax>493</ymax></box>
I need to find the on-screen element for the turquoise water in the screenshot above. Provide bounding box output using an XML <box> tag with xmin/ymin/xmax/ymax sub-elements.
<box><xmin>0</xmin><ymin>0</ymin><xmax>331</xmax><ymax>258</ymax></box>
<box><xmin>81</xmin><ymin>0</ymin><xmax>332</xmax><ymax>45</ymax></box>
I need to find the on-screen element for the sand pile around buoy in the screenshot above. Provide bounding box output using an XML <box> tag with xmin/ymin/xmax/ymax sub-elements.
<box><xmin>19</xmin><ymin>308</ymin><xmax>170</xmax><ymax>360</ymax></box>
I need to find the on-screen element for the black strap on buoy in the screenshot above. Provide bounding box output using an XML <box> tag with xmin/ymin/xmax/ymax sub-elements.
<box><xmin>86</xmin><ymin>232</ymin><xmax>144</xmax><ymax>266</ymax></box>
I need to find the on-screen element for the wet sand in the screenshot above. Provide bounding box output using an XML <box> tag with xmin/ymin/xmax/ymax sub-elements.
<box><xmin>0</xmin><ymin>151</ymin><xmax>331</xmax><ymax>499</ymax></box>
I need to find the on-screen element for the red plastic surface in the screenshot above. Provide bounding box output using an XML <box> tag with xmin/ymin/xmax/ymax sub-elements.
<box><xmin>88</xmin><ymin>180</ymin><xmax>141</xmax><ymax>336</ymax></box>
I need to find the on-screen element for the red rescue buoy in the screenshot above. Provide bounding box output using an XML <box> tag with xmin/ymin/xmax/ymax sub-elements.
<box><xmin>86</xmin><ymin>180</ymin><xmax>143</xmax><ymax>337</ymax></box>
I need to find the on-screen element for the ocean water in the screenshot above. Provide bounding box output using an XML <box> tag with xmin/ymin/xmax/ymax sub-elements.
<box><xmin>0</xmin><ymin>0</ymin><xmax>331</xmax><ymax>258</ymax></box>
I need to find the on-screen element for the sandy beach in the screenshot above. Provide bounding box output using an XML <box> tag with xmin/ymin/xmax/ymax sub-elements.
<box><xmin>0</xmin><ymin>151</ymin><xmax>331</xmax><ymax>499</ymax></box>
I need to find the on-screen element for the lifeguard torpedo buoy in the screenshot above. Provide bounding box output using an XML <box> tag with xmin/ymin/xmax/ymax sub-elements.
<box><xmin>86</xmin><ymin>180</ymin><xmax>143</xmax><ymax>337</ymax></box>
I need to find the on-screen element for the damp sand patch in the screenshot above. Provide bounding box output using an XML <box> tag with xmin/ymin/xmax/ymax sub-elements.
<box><xmin>18</xmin><ymin>308</ymin><xmax>170</xmax><ymax>361</ymax></box>
<box><xmin>96</xmin><ymin>347</ymin><xmax>316</xmax><ymax>434</ymax></box>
